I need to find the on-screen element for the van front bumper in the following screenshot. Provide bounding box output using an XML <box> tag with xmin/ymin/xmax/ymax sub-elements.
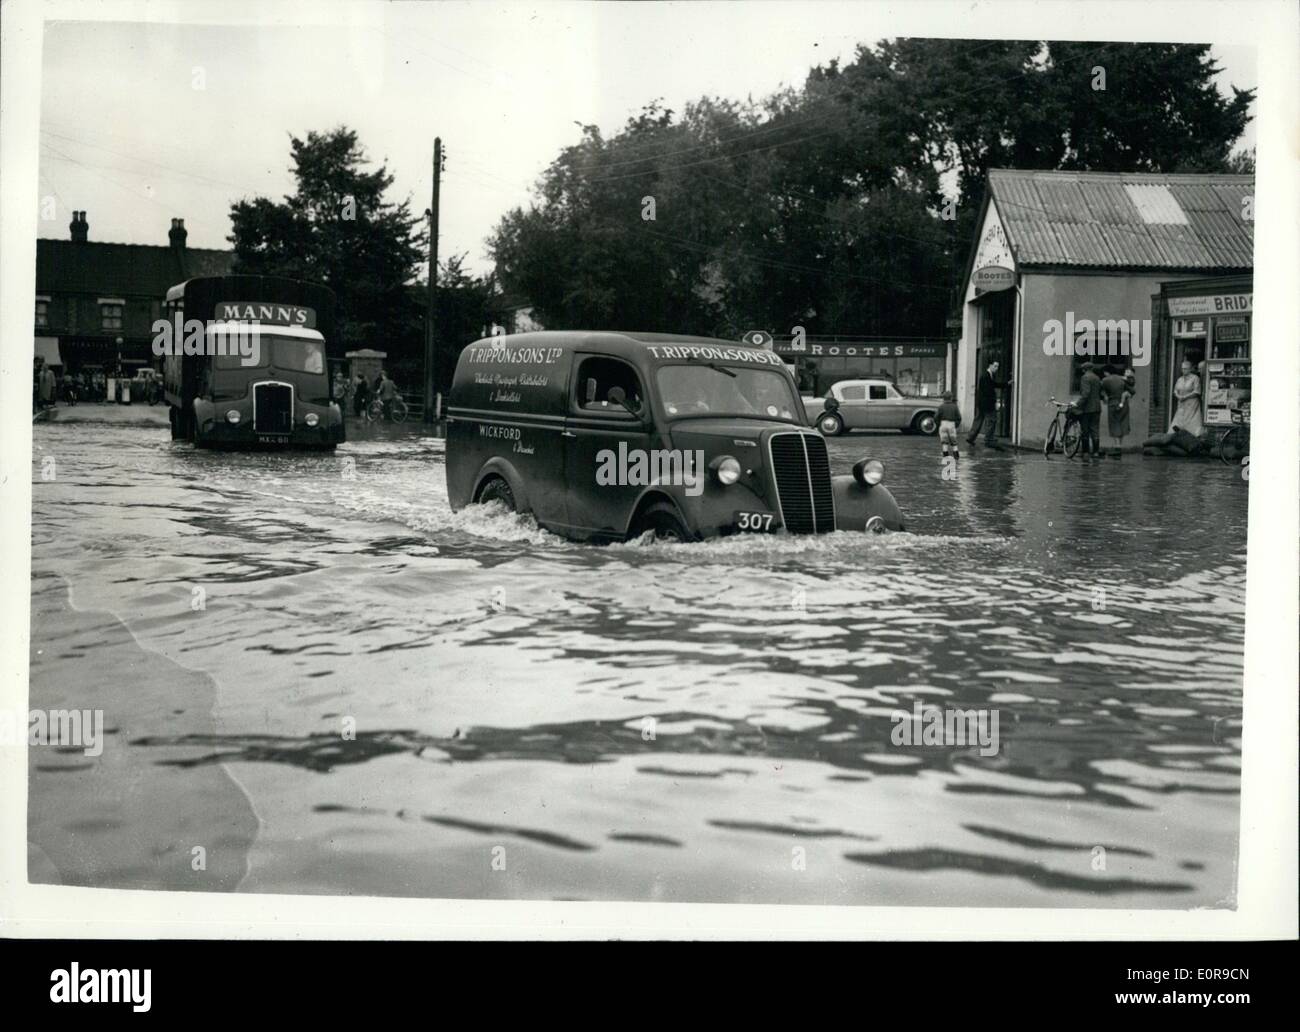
<box><xmin>195</xmin><ymin>401</ymin><xmax>345</xmax><ymax>448</ymax></box>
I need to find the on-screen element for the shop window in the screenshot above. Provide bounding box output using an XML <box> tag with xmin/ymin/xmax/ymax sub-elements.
<box><xmin>35</xmin><ymin>299</ymin><xmax>49</xmax><ymax>328</ymax></box>
<box><xmin>1070</xmin><ymin>326</ymin><xmax>1133</xmax><ymax>392</ymax></box>
<box><xmin>100</xmin><ymin>303</ymin><xmax>124</xmax><ymax>331</ymax></box>
<box><xmin>915</xmin><ymin>357</ymin><xmax>944</xmax><ymax>397</ymax></box>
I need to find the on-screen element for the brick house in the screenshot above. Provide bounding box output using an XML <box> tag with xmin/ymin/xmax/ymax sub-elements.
<box><xmin>35</xmin><ymin>211</ymin><xmax>234</xmax><ymax>375</ymax></box>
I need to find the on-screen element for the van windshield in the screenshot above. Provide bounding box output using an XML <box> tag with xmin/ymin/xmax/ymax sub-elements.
<box><xmin>656</xmin><ymin>364</ymin><xmax>802</xmax><ymax>423</ymax></box>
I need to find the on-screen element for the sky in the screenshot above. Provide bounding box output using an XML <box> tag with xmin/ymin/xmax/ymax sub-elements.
<box><xmin>36</xmin><ymin>2</ymin><xmax>1258</xmax><ymax>277</ymax></box>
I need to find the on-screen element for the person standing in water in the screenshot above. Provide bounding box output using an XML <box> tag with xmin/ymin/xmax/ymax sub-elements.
<box><xmin>935</xmin><ymin>391</ymin><xmax>962</xmax><ymax>465</ymax></box>
<box><xmin>1076</xmin><ymin>362</ymin><xmax>1103</xmax><ymax>460</ymax></box>
<box><xmin>1099</xmin><ymin>364</ymin><xmax>1131</xmax><ymax>458</ymax></box>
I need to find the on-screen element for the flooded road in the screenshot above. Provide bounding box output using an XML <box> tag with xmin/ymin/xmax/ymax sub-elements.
<box><xmin>29</xmin><ymin>419</ymin><xmax>1247</xmax><ymax>907</ymax></box>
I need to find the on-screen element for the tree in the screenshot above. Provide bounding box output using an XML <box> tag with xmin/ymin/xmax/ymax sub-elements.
<box><xmin>488</xmin><ymin>41</ymin><xmax>1254</xmax><ymax>339</ymax></box>
<box><xmin>228</xmin><ymin>128</ymin><xmax>426</xmax><ymax>359</ymax></box>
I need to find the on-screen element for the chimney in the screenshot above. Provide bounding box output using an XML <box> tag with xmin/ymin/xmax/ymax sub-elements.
<box><xmin>168</xmin><ymin>217</ymin><xmax>187</xmax><ymax>250</ymax></box>
<box><xmin>69</xmin><ymin>210</ymin><xmax>88</xmax><ymax>243</ymax></box>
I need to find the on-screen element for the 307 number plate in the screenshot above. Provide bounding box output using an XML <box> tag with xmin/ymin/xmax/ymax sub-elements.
<box><xmin>734</xmin><ymin>511</ymin><xmax>777</xmax><ymax>532</ymax></box>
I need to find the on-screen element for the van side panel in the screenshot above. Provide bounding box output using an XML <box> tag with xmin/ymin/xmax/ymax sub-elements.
<box><xmin>446</xmin><ymin>341</ymin><xmax>575</xmax><ymax>526</ymax></box>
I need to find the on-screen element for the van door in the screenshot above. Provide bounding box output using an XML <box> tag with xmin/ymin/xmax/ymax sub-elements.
<box><xmin>562</xmin><ymin>354</ymin><xmax>654</xmax><ymax>543</ymax></box>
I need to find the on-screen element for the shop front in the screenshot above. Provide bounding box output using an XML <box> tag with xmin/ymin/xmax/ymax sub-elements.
<box><xmin>956</xmin><ymin>169</ymin><xmax>1254</xmax><ymax>450</ymax></box>
<box><xmin>1151</xmin><ymin>276</ymin><xmax>1252</xmax><ymax>437</ymax></box>
<box><xmin>773</xmin><ymin>336</ymin><xmax>953</xmax><ymax>397</ymax></box>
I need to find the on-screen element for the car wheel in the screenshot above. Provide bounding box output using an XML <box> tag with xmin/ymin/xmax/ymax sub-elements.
<box><xmin>817</xmin><ymin>412</ymin><xmax>844</xmax><ymax>436</ymax></box>
<box><xmin>633</xmin><ymin>501</ymin><xmax>690</xmax><ymax>543</ymax></box>
<box><xmin>477</xmin><ymin>476</ymin><xmax>517</xmax><ymax>511</ymax></box>
<box><xmin>913</xmin><ymin>413</ymin><xmax>938</xmax><ymax>435</ymax></box>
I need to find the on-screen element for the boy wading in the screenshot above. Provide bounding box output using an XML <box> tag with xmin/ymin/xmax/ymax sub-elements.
<box><xmin>936</xmin><ymin>392</ymin><xmax>962</xmax><ymax>463</ymax></box>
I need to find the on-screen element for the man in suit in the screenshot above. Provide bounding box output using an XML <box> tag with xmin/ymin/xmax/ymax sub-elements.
<box><xmin>1077</xmin><ymin>362</ymin><xmax>1103</xmax><ymax>459</ymax></box>
<box><xmin>966</xmin><ymin>359</ymin><xmax>1010</xmax><ymax>449</ymax></box>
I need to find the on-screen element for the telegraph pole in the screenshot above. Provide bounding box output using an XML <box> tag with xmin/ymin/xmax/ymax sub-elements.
<box><xmin>424</xmin><ymin>137</ymin><xmax>443</xmax><ymax>424</ymax></box>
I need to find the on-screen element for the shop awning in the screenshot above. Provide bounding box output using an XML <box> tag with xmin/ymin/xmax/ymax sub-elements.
<box><xmin>35</xmin><ymin>336</ymin><xmax>63</xmax><ymax>366</ymax></box>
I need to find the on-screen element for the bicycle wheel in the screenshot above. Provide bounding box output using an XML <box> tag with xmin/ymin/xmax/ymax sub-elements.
<box><xmin>1043</xmin><ymin>418</ymin><xmax>1059</xmax><ymax>458</ymax></box>
<box><xmin>368</xmin><ymin>399</ymin><xmax>383</xmax><ymax>422</ymax></box>
<box><xmin>1219</xmin><ymin>426</ymin><xmax>1249</xmax><ymax>465</ymax></box>
<box><xmin>391</xmin><ymin>398</ymin><xmax>409</xmax><ymax>423</ymax></box>
<box><xmin>1062</xmin><ymin>419</ymin><xmax>1082</xmax><ymax>458</ymax></box>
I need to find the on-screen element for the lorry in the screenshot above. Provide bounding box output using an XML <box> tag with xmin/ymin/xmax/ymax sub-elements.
<box><xmin>445</xmin><ymin>331</ymin><xmax>905</xmax><ymax>542</ymax></box>
<box><xmin>803</xmin><ymin>378</ymin><xmax>940</xmax><ymax>437</ymax></box>
<box><xmin>161</xmin><ymin>275</ymin><xmax>344</xmax><ymax>449</ymax></box>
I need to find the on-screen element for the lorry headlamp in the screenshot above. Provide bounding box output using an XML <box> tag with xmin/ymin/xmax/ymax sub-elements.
<box><xmin>712</xmin><ymin>456</ymin><xmax>742</xmax><ymax>485</ymax></box>
<box><xmin>304</xmin><ymin>413</ymin><xmax>319</xmax><ymax>427</ymax></box>
<box><xmin>853</xmin><ymin>458</ymin><xmax>885</xmax><ymax>486</ymax></box>
<box><xmin>226</xmin><ymin>410</ymin><xmax>241</xmax><ymax>424</ymax></box>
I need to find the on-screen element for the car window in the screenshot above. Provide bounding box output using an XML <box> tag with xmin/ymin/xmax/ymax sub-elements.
<box><xmin>838</xmin><ymin>384</ymin><xmax>867</xmax><ymax>401</ymax></box>
<box><xmin>869</xmin><ymin>385</ymin><xmax>887</xmax><ymax>400</ymax></box>
<box><xmin>573</xmin><ymin>355</ymin><xmax>644</xmax><ymax>417</ymax></box>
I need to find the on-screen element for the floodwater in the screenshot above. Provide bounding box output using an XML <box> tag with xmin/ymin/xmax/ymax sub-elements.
<box><xmin>28</xmin><ymin>417</ymin><xmax>1247</xmax><ymax>908</ymax></box>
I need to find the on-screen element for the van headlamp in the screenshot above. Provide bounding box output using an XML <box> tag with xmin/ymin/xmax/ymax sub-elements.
<box><xmin>712</xmin><ymin>456</ymin><xmax>742</xmax><ymax>485</ymax></box>
<box><xmin>226</xmin><ymin>410</ymin><xmax>241</xmax><ymax>424</ymax></box>
<box><xmin>304</xmin><ymin>412</ymin><xmax>319</xmax><ymax>427</ymax></box>
<box><xmin>853</xmin><ymin>458</ymin><xmax>885</xmax><ymax>486</ymax></box>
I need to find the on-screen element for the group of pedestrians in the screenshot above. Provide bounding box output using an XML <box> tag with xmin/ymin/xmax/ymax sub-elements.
<box><xmin>934</xmin><ymin>357</ymin><xmax>1158</xmax><ymax>463</ymax></box>
<box><xmin>347</xmin><ymin>369</ymin><xmax>400</xmax><ymax>421</ymax></box>
<box><xmin>1075</xmin><ymin>362</ymin><xmax>1138</xmax><ymax>459</ymax></box>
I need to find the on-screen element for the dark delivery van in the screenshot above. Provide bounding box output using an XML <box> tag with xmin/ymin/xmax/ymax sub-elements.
<box><xmin>161</xmin><ymin>275</ymin><xmax>344</xmax><ymax>449</ymax></box>
<box><xmin>445</xmin><ymin>331</ymin><xmax>904</xmax><ymax>542</ymax></box>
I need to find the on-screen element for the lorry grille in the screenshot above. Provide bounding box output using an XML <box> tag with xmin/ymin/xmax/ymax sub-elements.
<box><xmin>254</xmin><ymin>382</ymin><xmax>293</xmax><ymax>433</ymax></box>
<box><xmin>768</xmin><ymin>431</ymin><xmax>835</xmax><ymax>534</ymax></box>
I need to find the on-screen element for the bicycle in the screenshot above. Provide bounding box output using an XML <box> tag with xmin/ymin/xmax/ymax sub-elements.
<box><xmin>1043</xmin><ymin>396</ymin><xmax>1082</xmax><ymax>458</ymax></box>
<box><xmin>368</xmin><ymin>395</ymin><xmax>409</xmax><ymax>423</ymax></box>
<box><xmin>1217</xmin><ymin>404</ymin><xmax>1250</xmax><ymax>465</ymax></box>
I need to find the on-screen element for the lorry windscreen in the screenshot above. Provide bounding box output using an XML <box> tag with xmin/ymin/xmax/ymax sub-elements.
<box><xmin>214</xmin><ymin>336</ymin><xmax>326</xmax><ymax>374</ymax></box>
<box><xmin>656</xmin><ymin>364</ymin><xmax>801</xmax><ymax>423</ymax></box>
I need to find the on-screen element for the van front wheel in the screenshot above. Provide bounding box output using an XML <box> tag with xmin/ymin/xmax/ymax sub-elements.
<box><xmin>632</xmin><ymin>502</ymin><xmax>689</xmax><ymax>543</ymax></box>
<box><xmin>478</xmin><ymin>477</ymin><xmax>517</xmax><ymax>511</ymax></box>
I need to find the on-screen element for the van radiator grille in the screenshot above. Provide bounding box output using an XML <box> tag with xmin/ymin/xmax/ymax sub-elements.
<box><xmin>769</xmin><ymin>432</ymin><xmax>835</xmax><ymax>534</ymax></box>
<box><xmin>254</xmin><ymin>383</ymin><xmax>293</xmax><ymax>433</ymax></box>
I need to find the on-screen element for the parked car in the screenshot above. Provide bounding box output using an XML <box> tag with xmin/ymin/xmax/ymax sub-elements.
<box><xmin>446</xmin><ymin>331</ymin><xmax>905</xmax><ymax>542</ymax></box>
<box><xmin>803</xmin><ymin>378</ymin><xmax>940</xmax><ymax>436</ymax></box>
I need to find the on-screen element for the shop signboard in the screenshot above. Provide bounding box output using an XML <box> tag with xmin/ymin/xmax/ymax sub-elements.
<box><xmin>1167</xmin><ymin>293</ymin><xmax>1252</xmax><ymax>317</ymax></box>
<box><xmin>972</xmin><ymin>265</ymin><xmax>1015</xmax><ymax>294</ymax></box>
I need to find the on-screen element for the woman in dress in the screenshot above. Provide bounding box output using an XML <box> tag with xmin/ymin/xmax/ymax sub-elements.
<box><xmin>1099</xmin><ymin>364</ymin><xmax>1131</xmax><ymax>457</ymax></box>
<box><xmin>1171</xmin><ymin>358</ymin><xmax>1203</xmax><ymax>437</ymax></box>
<box><xmin>1142</xmin><ymin>359</ymin><xmax>1205</xmax><ymax>456</ymax></box>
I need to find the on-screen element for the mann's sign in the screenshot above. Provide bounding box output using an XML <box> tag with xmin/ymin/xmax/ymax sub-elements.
<box><xmin>216</xmin><ymin>302</ymin><xmax>317</xmax><ymax>328</ymax></box>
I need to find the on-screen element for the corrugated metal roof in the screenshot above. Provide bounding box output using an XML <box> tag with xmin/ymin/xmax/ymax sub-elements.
<box><xmin>986</xmin><ymin>169</ymin><xmax>1254</xmax><ymax>270</ymax></box>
